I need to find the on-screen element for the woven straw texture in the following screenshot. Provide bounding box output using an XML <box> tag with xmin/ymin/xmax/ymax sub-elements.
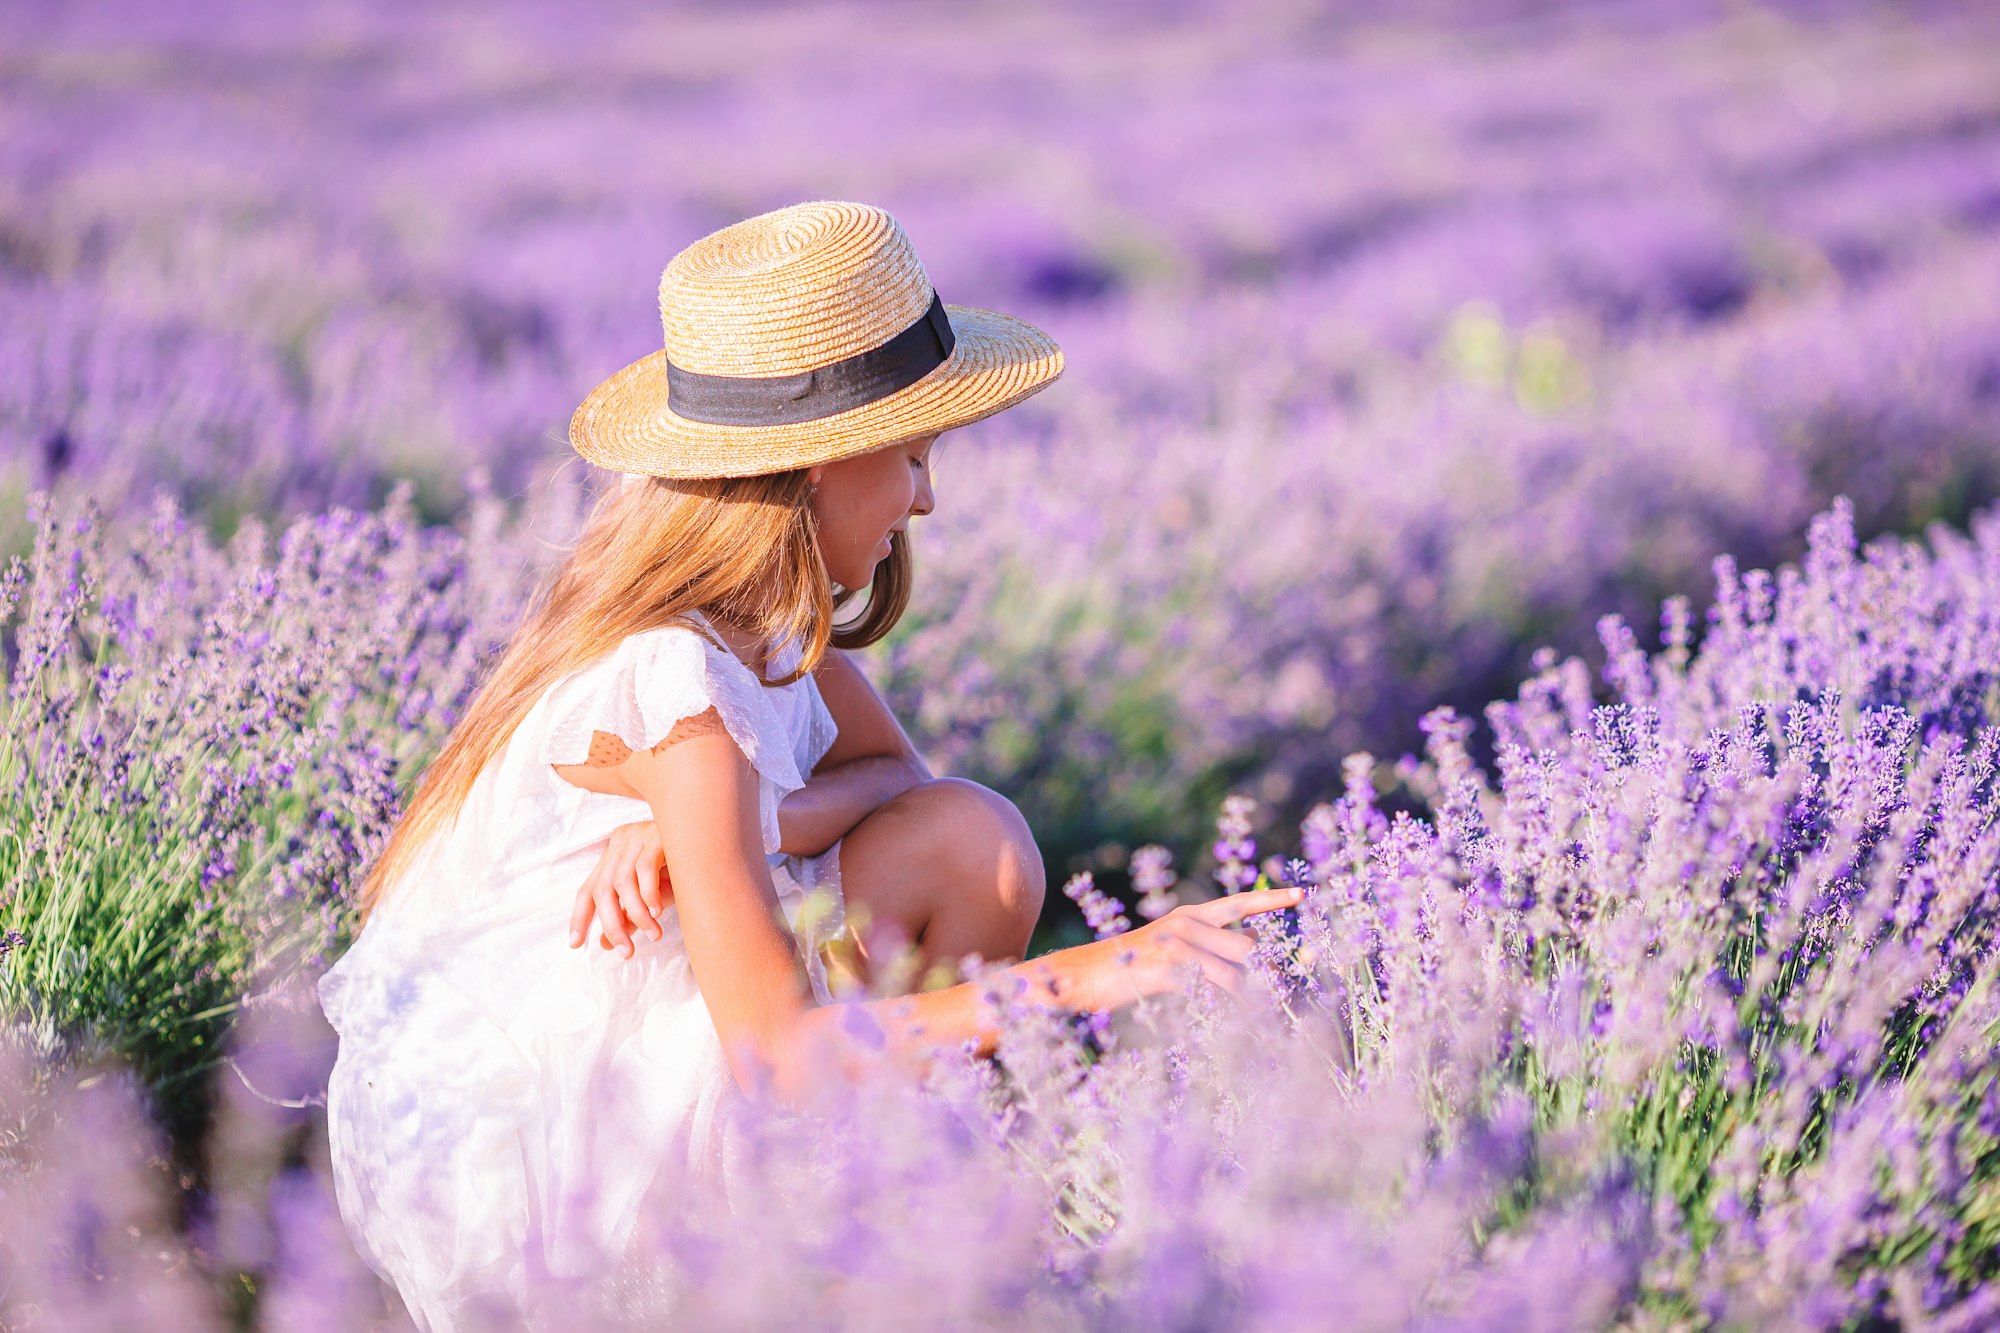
<box><xmin>569</xmin><ymin>200</ymin><xmax>1065</xmax><ymax>479</ymax></box>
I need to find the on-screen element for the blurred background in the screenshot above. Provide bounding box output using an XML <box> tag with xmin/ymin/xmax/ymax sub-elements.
<box><xmin>5</xmin><ymin>0</ymin><xmax>2000</xmax><ymax>960</ymax></box>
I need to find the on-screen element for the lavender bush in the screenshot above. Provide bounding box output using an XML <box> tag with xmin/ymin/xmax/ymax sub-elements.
<box><xmin>8</xmin><ymin>489</ymin><xmax>2000</xmax><ymax>1326</ymax></box>
<box><xmin>0</xmin><ymin>479</ymin><xmax>554</xmax><ymax>1142</ymax></box>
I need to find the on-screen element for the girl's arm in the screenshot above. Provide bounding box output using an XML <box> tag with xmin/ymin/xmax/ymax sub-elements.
<box><xmin>610</xmin><ymin>706</ymin><xmax>1090</xmax><ymax>1102</ymax></box>
<box><xmin>776</xmin><ymin>754</ymin><xmax>927</xmax><ymax>857</ymax></box>
<box><xmin>810</xmin><ymin>648</ymin><xmax>932</xmax><ymax>779</ymax></box>
<box><xmin>782</xmin><ymin>885</ymin><xmax>1301</xmax><ymax>1099</ymax></box>
<box><xmin>772</xmin><ymin>645</ymin><xmax>931</xmax><ymax>855</ymax></box>
<box><xmin>613</xmin><ymin>704</ymin><xmax>831</xmax><ymax>1099</ymax></box>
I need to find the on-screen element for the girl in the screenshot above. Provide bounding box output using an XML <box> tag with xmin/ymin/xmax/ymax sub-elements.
<box><xmin>316</xmin><ymin>200</ymin><xmax>1300</xmax><ymax>1330</ymax></box>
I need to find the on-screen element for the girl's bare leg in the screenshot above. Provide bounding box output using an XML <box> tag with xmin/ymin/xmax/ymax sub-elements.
<box><xmin>823</xmin><ymin>776</ymin><xmax>1046</xmax><ymax>995</ymax></box>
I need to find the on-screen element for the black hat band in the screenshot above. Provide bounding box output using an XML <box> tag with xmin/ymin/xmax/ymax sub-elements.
<box><xmin>664</xmin><ymin>290</ymin><xmax>957</xmax><ymax>427</ymax></box>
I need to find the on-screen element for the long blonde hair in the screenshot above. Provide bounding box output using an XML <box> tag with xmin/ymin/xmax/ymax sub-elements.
<box><xmin>355</xmin><ymin>466</ymin><xmax>913</xmax><ymax>922</ymax></box>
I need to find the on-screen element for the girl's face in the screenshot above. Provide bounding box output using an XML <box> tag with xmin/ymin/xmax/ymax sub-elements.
<box><xmin>807</xmin><ymin>431</ymin><xmax>939</xmax><ymax>591</ymax></box>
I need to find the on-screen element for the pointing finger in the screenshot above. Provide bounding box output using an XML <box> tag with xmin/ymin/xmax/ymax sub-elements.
<box><xmin>1192</xmin><ymin>886</ymin><xmax>1303</xmax><ymax>927</ymax></box>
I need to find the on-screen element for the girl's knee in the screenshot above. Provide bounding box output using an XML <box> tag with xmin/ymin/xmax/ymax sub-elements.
<box><xmin>899</xmin><ymin>777</ymin><xmax>1045</xmax><ymax>925</ymax></box>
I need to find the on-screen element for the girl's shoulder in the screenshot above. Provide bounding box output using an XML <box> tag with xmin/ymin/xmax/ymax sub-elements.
<box><xmin>611</xmin><ymin>614</ymin><xmax>729</xmax><ymax>667</ymax></box>
<box><xmin>582</xmin><ymin>611</ymin><xmax>764</xmax><ymax>691</ymax></box>
<box><xmin>538</xmin><ymin>611</ymin><xmax>807</xmax><ymax>792</ymax></box>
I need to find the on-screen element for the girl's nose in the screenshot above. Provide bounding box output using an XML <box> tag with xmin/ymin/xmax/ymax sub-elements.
<box><xmin>912</xmin><ymin>469</ymin><xmax>936</xmax><ymax>517</ymax></box>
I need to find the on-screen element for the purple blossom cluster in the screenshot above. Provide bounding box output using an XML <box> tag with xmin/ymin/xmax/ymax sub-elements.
<box><xmin>1129</xmin><ymin>844</ymin><xmax>1182</xmax><ymax>921</ymax></box>
<box><xmin>0</xmin><ymin>479</ymin><xmax>552</xmax><ymax>1137</ymax></box>
<box><xmin>9</xmin><ymin>487</ymin><xmax>2000</xmax><ymax>1327</ymax></box>
<box><xmin>1060</xmin><ymin>870</ymin><xmax>1132</xmax><ymax>941</ymax></box>
<box><xmin>1212</xmin><ymin>794</ymin><xmax>1262</xmax><ymax>894</ymax></box>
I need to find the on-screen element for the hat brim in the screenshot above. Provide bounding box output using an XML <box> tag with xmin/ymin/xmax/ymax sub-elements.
<box><xmin>568</xmin><ymin>304</ymin><xmax>1064</xmax><ymax>479</ymax></box>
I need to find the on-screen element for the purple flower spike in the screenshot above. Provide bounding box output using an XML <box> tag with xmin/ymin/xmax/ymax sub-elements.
<box><xmin>1062</xmin><ymin>870</ymin><xmax>1131</xmax><ymax>940</ymax></box>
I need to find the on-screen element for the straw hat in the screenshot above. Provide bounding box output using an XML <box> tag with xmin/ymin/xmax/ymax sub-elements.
<box><xmin>569</xmin><ymin>199</ymin><xmax>1066</xmax><ymax>480</ymax></box>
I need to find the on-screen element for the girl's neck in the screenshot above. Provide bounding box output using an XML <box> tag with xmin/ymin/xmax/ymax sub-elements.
<box><xmin>695</xmin><ymin>608</ymin><xmax>771</xmax><ymax>677</ymax></box>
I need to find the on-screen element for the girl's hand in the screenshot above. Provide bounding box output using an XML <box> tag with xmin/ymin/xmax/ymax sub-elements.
<box><xmin>1085</xmin><ymin>886</ymin><xmax>1303</xmax><ymax>1007</ymax></box>
<box><xmin>567</xmin><ymin>820</ymin><xmax>674</xmax><ymax>959</ymax></box>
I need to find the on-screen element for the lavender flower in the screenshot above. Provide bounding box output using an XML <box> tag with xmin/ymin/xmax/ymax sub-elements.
<box><xmin>1129</xmin><ymin>844</ymin><xmax>1181</xmax><ymax>920</ymax></box>
<box><xmin>1212</xmin><ymin>794</ymin><xmax>1261</xmax><ymax>893</ymax></box>
<box><xmin>1061</xmin><ymin>871</ymin><xmax>1131</xmax><ymax>940</ymax></box>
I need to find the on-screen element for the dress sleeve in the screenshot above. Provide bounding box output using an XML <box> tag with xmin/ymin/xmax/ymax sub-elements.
<box><xmin>538</xmin><ymin>624</ymin><xmax>807</xmax><ymax>853</ymax></box>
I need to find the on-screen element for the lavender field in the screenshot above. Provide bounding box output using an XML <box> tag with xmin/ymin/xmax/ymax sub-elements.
<box><xmin>5</xmin><ymin>0</ymin><xmax>2000</xmax><ymax>1327</ymax></box>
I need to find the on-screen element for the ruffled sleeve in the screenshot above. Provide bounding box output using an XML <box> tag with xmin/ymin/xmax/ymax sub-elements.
<box><xmin>538</xmin><ymin>622</ymin><xmax>806</xmax><ymax>855</ymax></box>
<box><xmin>802</xmin><ymin>675</ymin><xmax>840</xmax><ymax>775</ymax></box>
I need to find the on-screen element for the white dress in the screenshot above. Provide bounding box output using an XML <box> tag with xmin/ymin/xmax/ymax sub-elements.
<box><xmin>316</xmin><ymin>609</ymin><xmax>848</xmax><ymax>1330</ymax></box>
